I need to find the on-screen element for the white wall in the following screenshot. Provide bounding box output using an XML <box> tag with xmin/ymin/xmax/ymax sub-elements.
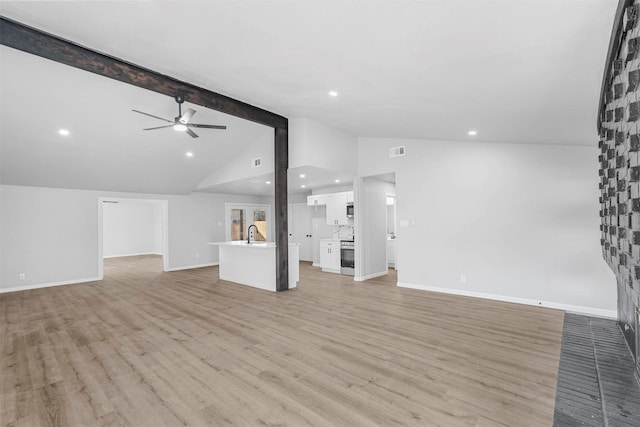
<box><xmin>103</xmin><ymin>200</ymin><xmax>162</xmax><ymax>257</ymax></box>
<box><xmin>290</xmin><ymin>117</ymin><xmax>358</xmax><ymax>174</ymax></box>
<box><xmin>357</xmin><ymin>137</ymin><xmax>617</xmax><ymax>317</ymax></box>
<box><xmin>0</xmin><ymin>185</ymin><xmax>269</xmax><ymax>291</ymax></box>
<box><xmin>196</xmin><ymin>136</ymin><xmax>274</xmax><ymax>189</ymax></box>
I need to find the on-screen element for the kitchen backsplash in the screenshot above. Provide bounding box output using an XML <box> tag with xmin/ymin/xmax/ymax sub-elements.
<box><xmin>333</xmin><ymin>224</ymin><xmax>354</xmax><ymax>240</ymax></box>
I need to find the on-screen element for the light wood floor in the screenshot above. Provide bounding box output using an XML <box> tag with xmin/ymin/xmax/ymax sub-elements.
<box><xmin>1</xmin><ymin>256</ymin><xmax>565</xmax><ymax>426</ymax></box>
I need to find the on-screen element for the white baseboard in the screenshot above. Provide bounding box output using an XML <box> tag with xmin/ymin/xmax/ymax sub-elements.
<box><xmin>104</xmin><ymin>252</ymin><xmax>163</xmax><ymax>259</ymax></box>
<box><xmin>165</xmin><ymin>262</ymin><xmax>218</xmax><ymax>272</ymax></box>
<box><xmin>312</xmin><ymin>263</ymin><xmax>321</xmax><ymax>267</ymax></box>
<box><xmin>397</xmin><ymin>282</ymin><xmax>617</xmax><ymax>319</ymax></box>
<box><xmin>0</xmin><ymin>276</ymin><xmax>102</xmax><ymax>294</ymax></box>
<box><xmin>354</xmin><ymin>270</ymin><xmax>389</xmax><ymax>282</ymax></box>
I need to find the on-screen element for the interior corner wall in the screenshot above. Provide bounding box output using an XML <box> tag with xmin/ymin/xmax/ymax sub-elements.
<box><xmin>289</xmin><ymin>117</ymin><xmax>358</xmax><ymax>175</ymax></box>
<box><xmin>289</xmin><ymin>117</ymin><xmax>310</xmax><ymax>168</ymax></box>
<box><xmin>357</xmin><ymin>137</ymin><xmax>617</xmax><ymax>317</ymax></box>
<box><xmin>103</xmin><ymin>200</ymin><xmax>162</xmax><ymax>257</ymax></box>
<box><xmin>196</xmin><ymin>132</ymin><xmax>274</xmax><ymax>189</ymax></box>
<box><xmin>0</xmin><ymin>185</ymin><xmax>269</xmax><ymax>291</ymax></box>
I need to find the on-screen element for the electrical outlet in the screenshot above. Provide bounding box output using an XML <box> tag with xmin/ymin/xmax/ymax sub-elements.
<box><xmin>19</xmin><ymin>273</ymin><xmax>25</xmax><ymax>280</ymax></box>
<box><xmin>196</xmin><ymin>253</ymin><xmax>200</xmax><ymax>259</ymax></box>
<box><xmin>460</xmin><ymin>275</ymin><xmax>466</xmax><ymax>284</ymax></box>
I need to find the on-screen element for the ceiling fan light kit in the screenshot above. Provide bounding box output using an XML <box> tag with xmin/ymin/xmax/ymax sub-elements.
<box><xmin>132</xmin><ymin>94</ymin><xmax>227</xmax><ymax>138</ymax></box>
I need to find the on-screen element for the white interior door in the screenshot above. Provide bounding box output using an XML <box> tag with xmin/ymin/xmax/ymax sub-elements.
<box><xmin>291</xmin><ymin>203</ymin><xmax>312</xmax><ymax>261</ymax></box>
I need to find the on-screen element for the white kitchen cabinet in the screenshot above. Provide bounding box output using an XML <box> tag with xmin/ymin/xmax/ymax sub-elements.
<box><xmin>346</xmin><ymin>191</ymin><xmax>354</xmax><ymax>203</ymax></box>
<box><xmin>325</xmin><ymin>192</ymin><xmax>349</xmax><ymax>225</ymax></box>
<box><xmin>307</xmin><ymin>194</ymin><xmax>326</xmax><ymax>206</ymax></box>
<box><xmin>320</xmin><ymin>240</ymin><xmax>341</xmax><ymax>273</ymax></box>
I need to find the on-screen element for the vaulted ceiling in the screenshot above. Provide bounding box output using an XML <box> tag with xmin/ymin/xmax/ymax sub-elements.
<box><xmin>0</xmin><ymin>1</ymin><xmax>618</xmax><ymax>195</ymax></box>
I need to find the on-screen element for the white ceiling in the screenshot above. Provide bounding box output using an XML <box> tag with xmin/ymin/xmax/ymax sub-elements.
<box><xmin>0</xmin><ymin>45</ymin><xmax>273</xmax><ymax>194</ymax></box>
<box><xmin>0</xmin><ymin>0</ymin><xmax>618</xmax><ymax>195</ymax></box>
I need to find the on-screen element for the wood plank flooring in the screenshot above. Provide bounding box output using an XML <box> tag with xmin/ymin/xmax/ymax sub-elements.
<box><xmin>1</xmin><ymin>255</ymin><xmax>565</xmax><ymax>426</ymax></box>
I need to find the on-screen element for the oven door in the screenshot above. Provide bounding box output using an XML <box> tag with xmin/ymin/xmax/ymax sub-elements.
<box><xmin>341</xmin><ymin>247</ymin><xmax>355</xmax><ymax>268</ymax></box>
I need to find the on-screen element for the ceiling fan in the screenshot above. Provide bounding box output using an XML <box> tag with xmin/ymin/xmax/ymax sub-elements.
<box><xmin>132</xmin><ymin>95</ymin><xmax>226</xmax><ymax>138</ymax></box>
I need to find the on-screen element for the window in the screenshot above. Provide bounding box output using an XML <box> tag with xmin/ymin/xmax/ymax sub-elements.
<box><xmin>225</xmin><ymin>204</ymin><xmax>270</xmax><ymax>242</ymax></box>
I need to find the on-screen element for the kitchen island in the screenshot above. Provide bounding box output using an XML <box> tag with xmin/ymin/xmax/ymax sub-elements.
<box><xmin>208</xmin><ymin>241</ymin><xmax>299</xmax><ymax>291</ymax></box>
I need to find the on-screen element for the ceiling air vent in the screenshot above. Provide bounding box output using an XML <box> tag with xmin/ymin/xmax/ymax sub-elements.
<box><xmin>389</xmin><ymin>146</ymin><xmax>406</xmax><ymax>158</ymax></box>
<box><xmin>252</xmin><ymin>157</ymin><xmax>262</xmax><ymax>168</ymax></box>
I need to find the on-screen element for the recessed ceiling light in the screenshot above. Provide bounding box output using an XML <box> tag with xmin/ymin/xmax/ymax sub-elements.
<box><xmin>328</xmin><ymin>90</ymin><xmax>338</xmax><ymax>97</ymax></box>
<box><xmin>265</xmin><ymin>181</ymin><xmax>272</xmax><ymax>185</ymax></box>
<box><xmin>335</xmin><ymin>179</ymin><xmax>341</xmax><ymax>183</ymax></box>
<box><xmin>58</xmin><ymin>129</ymin><xmax>70</xmax><ymax>136</ymax></box>
<box><xmin>299</xmin><ymin>174</ymin><xmax>306</xmax><ymax>178</ymax></box>
<box><xmin>468</xmin><ymin>130</ymin><xmax>477</xmax><ymax>136</ymax></box>
<box><xmin>185</xmin><ymin>151</ymin><xmax>194</xmax><ymax>157</ymax></box>
<box><xmin>301</xmin><ymin>184</ymin><xmax>306</xmax><ymax>188</ymax></box>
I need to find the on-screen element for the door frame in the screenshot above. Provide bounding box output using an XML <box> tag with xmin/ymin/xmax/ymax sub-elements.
<box><xmin>97</xmin><ymin>197</ymin><xmax>169</xmax><ymax>279</ymax></box>
<box><xmin>290</xmin><ymin>202</ymin><xmax>313</xmax><ymax>262</ymax></box>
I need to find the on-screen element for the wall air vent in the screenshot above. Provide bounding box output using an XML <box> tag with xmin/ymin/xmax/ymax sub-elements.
<box><xmin>252</xmin><ymin>157</ymin><xmax>262</xmax><ymax>168</ymax></box>
<box><xmin>389</xmin><ymin>146</ymin><xmax>406</xmax><ymax>158</ymax></box>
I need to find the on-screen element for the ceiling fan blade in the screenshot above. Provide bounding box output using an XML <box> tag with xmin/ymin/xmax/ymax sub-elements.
<box><xmin>186</xmin><ymin>128</ymin><xmax>199</xmax><ymax>138</ymax></box>
<box><xmin>132</xmin><ymin>110</ymin><xmax>173</xmax><ymax>123</ymax></box>
<box><xmin>179</xmin><ymin>108</ymin><xmax>196</xmax><ymax>124</ymax></box>
<box><xmin>143</xmin><ymin>125</ymin><xmax>174</xmax><ymax>131</ymax></box>
<box><xmin>188</xmin><ymin>123</ymin><xmax>227</xmax><ymax>129</ymax></box>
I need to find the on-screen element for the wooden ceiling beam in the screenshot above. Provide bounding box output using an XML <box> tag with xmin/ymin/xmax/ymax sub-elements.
<box><xmin>0</xmin><ymin>16</ymin><xmax>288</xmax><ymax>130</ymax></box>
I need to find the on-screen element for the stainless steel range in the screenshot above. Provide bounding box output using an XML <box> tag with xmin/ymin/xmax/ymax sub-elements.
<box><xmin>340</xmin><ymin>240</ymin><xmax>355</xmax><ymax>276</ymax></box>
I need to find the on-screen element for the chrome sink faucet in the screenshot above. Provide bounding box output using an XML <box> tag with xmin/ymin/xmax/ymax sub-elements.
<box><xmin>247</xmin><ymin>224</ymin><xmax>258</xmax><ymax>244</ymax></box>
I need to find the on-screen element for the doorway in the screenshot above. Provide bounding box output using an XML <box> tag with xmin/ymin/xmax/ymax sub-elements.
<box><xmin>97</xmin><ymin>198</ymin><xmax>169</xmax><ymax>279</ymax></box>
<box><xmin>354</xmin><ymin>172</ymin><xmax>397</xmax><ymax>281</ymax></box>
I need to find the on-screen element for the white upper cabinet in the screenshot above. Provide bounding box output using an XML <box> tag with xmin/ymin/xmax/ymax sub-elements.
<box><xmin>307</xmin><ymin>194</ymin><xmax>327</xmax><ymax>206</ymax></box>
<box><xmin>325</xmin><ymin>192</ymin><xmax>349</xmax><ymax>225</ymax></box>
<box><xmin>346</xmin><ymin>191</ymin><xmax>354</xmax><ymax>203</ymax></box>
<box><xmin>307</xmin><ymin>191</ymin><xmax>354</xmax><ymax>225</ymax></box>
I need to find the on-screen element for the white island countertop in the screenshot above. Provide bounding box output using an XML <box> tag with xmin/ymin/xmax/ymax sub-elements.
<box><xmin>209</xmin><ymin>241</ymin><xmax>298</xmax><ymax>248</ymax></box>
<box><xmin>208</xmin><ymin>241</ymin><xmax>299</xmax><ymax>291</ymax></box>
